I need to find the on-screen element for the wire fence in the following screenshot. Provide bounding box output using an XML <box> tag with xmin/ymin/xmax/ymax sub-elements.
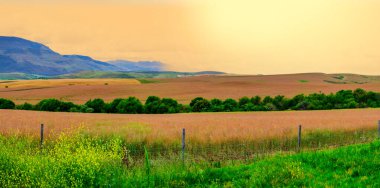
<box><xmin>38</xmin><ymin>121</ymin><xmax>380</xmax><ymax>163</ymax></box>
<box><xmin>124</xmin><ymin>124</ymin><xmax>379</xmax><ymax>163</ymax></box>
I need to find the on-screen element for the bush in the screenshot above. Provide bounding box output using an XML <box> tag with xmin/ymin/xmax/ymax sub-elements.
<box><xmin>157</xmin><ymin>98</ymin><xmax>179</xmax><ymax>113</ymax></box>
<box><xmin>60</xmin><ymin>102</ymin><xmax>78</xmax><ymax>112</ymax></box>
<box><xmin>223</xmin><ymin>98</ymin><xmax>238</xmax><ymax>112</ymax></box>
<box><xmin>107</xmin><ymin>98</ymin><xmax>123</xmax><ymax>113</ymax></box>
<box><xmin>69</xmin><ymin>107</ymin><xmax>80</xmax><ymax>112</ymax></box>
<box><xmin>192</xmin><ymin>99</ymin><xmax>211</xmax><ymax>112</ymax></box>
<box><xmin>239</xmin><ymin>97</ymin><xmax>251</xmax><ymax>111</ymax></box>
<box><xmin>85</xmin><ymin>99</ymin><xmax>105</xmax><ymax>113</ymax></box>
<box><xmin>0</xmin><ymin>98</ymin><xmax>15</xmax><ymax>109</ymax></box>
<box><xmin>35</xmin><ymin>99</ymin><xmax>62</xmax><ymax>112</ymax></box>
<box><xmin>144</xmin><ymin>96</ymin><xmax>161</xmax><ymax>114</ymax></box>
<box><xmin>16</xmin><ymin>103</ymin><xmax>33</xmax><ymax>110</ymax></box>
<box><xmin>190</xmin><ymin>97</ymin><xmax>206</xmax><ymax>108</ymax></box>
<box><xmin>116</xmin><ymin>97</ymin><xmax>143</xmax><ymax>114</ymax></box>
<box><xmin>210</xmin><ymin>98</ymin><xmax>224</xmax><ymax>112</ymax></box>
<box><xmin>251</xmin><ymin>96</ymin><xmax>261</xmax><ymax>105</ymax></box>
<box><xmin>2</xmin><ymin>88</ymin><xmax>380</xmax><ymax>114</ymax></box>
<box><xmin>85</xmin><ymin>107</ymin><xmax>95</xmax><ymax>113</ymax></box>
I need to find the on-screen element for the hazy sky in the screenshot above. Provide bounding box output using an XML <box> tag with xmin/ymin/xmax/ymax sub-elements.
<box><xmin>1</xmin><ymin>0</ymin><xmax>380</xmax><ymax>74</ymax></box>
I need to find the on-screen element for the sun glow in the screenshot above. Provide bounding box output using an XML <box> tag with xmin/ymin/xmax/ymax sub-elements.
<box><xmin>0</xmin><ymin>0</ymin><xmax>380</xmax><ymax>74</ymax></box>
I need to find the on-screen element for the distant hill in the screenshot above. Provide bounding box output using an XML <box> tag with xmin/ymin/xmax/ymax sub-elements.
<box><xmin>0</xmin><ymin>36</ymin><xmax>226</xmax><ymax>78</ymax></box>
<box><xmin>55</xmin><ymin>71</ymin><xmax>226</xmax><ymax>79</ymax></box>
<box><xmin>108</xmin><ymin>60</ymin><xmax>165</xmax><ymax>72</ymax></box>
<box><xmin>0</xmin><ymin>36</ymin><xmax>121</xmax><ymax>75</ymax></box>
<box><xmin>0</xmin><ymin>36</ymin><xmax>168</xmax><ymax>76</ymax></box>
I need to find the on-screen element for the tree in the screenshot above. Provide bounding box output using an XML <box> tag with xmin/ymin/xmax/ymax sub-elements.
<box><xmin>0</xmin><ymin>98</ymin><xmax>15</xmax><ymax>109</ymax></box>
<box><xmin>108</xmin><ymin>98</ymin><xmax>123</xmax><ymax>113</ymax></box>
<box><xmin>239</xmin><ymin>97</ymin><xmax>251</xmax><ymax>107</ymax></box>
<box><xmin>288</xmin><ymin>94</ymin><xmax>305</xmax><ymax>109</ymax></box>
<box><xmin>251</xmin><ymin>96</ymin><xmax>261</xmax><ymax>105</ymax></box>
<box><xmin>35</xmin><ymin>99</ymin><xmax>62</xmax><ymax>112</ymax></box>
<box><xmin>190</xmin><ymin>97</ymin><xmax>205</xmax><ymax>108</ymax></box>
<box><xmin>262</xmin><ymin>96</ymin><xmax>273</xmax><ymax>104</ymax></box>
<box><xmin>210</xmin><ymin>98</ymin><xmax>224</xmax><ymax>112</ymax></box>
<box><xmin>223</xmin><ymin>98</ymin><xmax>238</xmax><ymax>112</ymax></box>
<box><xmin>116</xmin><ymin>97</ymin><xmax>143</xmax><ymax>114</ymax></box>
<box><xmin>192</xmin><ymin>99</ymin><xmax>211</xmax><ymax>112</ymax></box>
<box><xmin>85</xmin><ymin>98</ymin><xmax>106</xmax><ymax>113</ymax></box>
<box><xmin>353</xmin><ymin>88</ymin><xmax>367</xmax><ymax>104</ymax></box>
<box><xmin>161</xmin><ymin>98</ymin><xmax>179</xmax><ymax>113</ymax></box>
<box><xmin>273</xmin><ymin>95</ymin><xmax>289</xmax><ymax>110</ymax></box>
<box><xmin>144</xmin><ymin>96</ymin><xmax>161</xmax><ymax>114</ymax></box>
<box><xmin>16</xmin><ymin>102</ymin><xmax>33</xmax><ymax>110</ymax></box>
<box><xmin>60</xmin><ymin>101</ymin><xmax>77</xmax><ymax>112</ymax></box>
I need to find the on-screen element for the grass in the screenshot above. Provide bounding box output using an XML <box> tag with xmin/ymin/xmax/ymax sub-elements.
<box><xmin>0</xmin><ymin>131</ymin><xmax>379</xmax><ymax>187</ymax></box>
<box><xmin>299</xmin><ymin>79</ymin><xmax>309</xmax><ymax>83</ymax></box>
<box><xmin>137</xmin><ymin>79</ymin><xmax>161</xmax><ymax>84</ymax></box>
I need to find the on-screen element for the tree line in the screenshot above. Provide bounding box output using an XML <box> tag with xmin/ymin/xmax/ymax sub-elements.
<box><xmin>0</xmin><ymin>88</ymin><xmax>379</xmax><ymax>114</ymax></box>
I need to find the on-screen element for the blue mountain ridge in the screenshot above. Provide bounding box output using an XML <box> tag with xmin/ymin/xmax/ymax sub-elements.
<box><xmin>0</xmin><ymin>36</ymin><xmax>166</xmax><ymax>75</ymax></box>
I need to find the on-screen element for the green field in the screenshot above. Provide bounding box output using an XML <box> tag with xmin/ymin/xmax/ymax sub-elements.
<box><xmin>0</xmin><ymin>132</ymin><xmax>379</xmax><ymax>187</ymax></box>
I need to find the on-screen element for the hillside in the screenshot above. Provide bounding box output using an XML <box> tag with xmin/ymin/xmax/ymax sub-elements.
<box><xmin>108</xmin><ymin>60</ymin><xmax>165</xmax><ymax>71</ymax></box>
<box><xmin>0</xmin><ymin>73</ymin><xmax>379</xmax><ymax>104</ymax></box>
<box><xmin>0</xmin><ymin>36</ymin><xmax>166</xmax><ymax>75</ymax></box>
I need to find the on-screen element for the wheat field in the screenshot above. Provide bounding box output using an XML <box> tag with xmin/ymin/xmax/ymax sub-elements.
<box><xmin>1</xmin><ymin>73</ymin><xmax>380</xmax><ymax>104</ymax></box>
<box><xmin>1</xmin><ymin>109</ymin><xmax>379</xmax><ymax>145</ymax></box>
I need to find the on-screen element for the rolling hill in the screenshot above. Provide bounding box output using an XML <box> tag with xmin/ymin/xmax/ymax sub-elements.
<box><xmin>0</xmin><ymin>36</ymin><xmax>166</xmax><ymax>76</ymax></box>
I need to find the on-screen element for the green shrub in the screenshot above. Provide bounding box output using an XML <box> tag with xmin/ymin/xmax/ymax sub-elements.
<box><xmin>16</xmin><ymin>102</ymin><xmax>33</xmax><ymax>110</ymax></box>
<box><xmin>35</xmin><ymin>98</ymin><xmax>62</xmax><ymax>112</ymax></box>
<box><xmin>85</xmin><ymin>99</ymin><xmax>106</xmax><ymax>113</ymax></box>
<box><xmin>1</xmin><ymin>88</ymin><xmax>380</xmax><ymax>114</ymax></box>
<box><xmin>158</xmin><ymin>98</ymin><xmax>179</xmax><ymax>113</ymax></box>
<box><xmin>223</xmin><ymin>98</ymin><xmax>238</xmax><ymax>112</ymax></box>
<box><xmin>192</xmin><ymin>98</ymin><xmax>211</xmax><ymax>112</ymax></box>
<box><xmin>116</xmin><ymin>97</ymin><xmax>143</xmax><ymax>114</ymax></box>
<box><xmin>144</xmin><ymin>96</ymin><xmax>161</xmax><ymax>114</ymax></box>
<box><xmin>190</xmin><ymin>97</ymin><xmax>206</xmax><ymax>108</ymax></box>
<box><xmin>210</xmin><ymin>98</ymin><xmax>224</xmax><ymax>112</ymax></box>
<box><xmin>107</xmin><ymin>98</ymin><xmax>123</xmax><ymax>113</ymax></box>
<box><xmin>0</xmin><ymin>98</ymin><xmax>15</xmax><ymax>109</ymax></box>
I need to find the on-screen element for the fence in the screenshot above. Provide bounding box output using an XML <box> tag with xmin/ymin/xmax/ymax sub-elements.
<box><xmin>38</xmin><ymin>121</ymin><xmax>380</xmax><ymax>163</ymax></box>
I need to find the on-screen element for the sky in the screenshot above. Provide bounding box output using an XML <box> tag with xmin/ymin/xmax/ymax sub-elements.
<box><xmin>0</xmin><ymin>0</ymin><xmax>380</xmax><ymax>74</ymax></box>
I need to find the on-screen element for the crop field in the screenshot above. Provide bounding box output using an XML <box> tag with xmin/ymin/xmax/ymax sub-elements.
<box><xmin>1</xmin><ymin>109</ymin><xmax>378</xmax><ymax>149</ymax></box>
<box><xmin>1</xmin><ymin>92</ymin><xmax>380</xmax><ymax>186</ymax></box>
<box><xmin>1</xmin><ymin>73</ymin><xmax>380</xmax><ymax>104</ymax></box>
<box><xmin>1</xmin><ymin>75</ymin><xmax>380</xmax><ymax>186</ymax></box>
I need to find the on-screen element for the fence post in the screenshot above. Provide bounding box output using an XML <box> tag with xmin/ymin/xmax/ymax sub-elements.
<box><xmin>40</xmin><ymin>124</ymin><xmax>44</xmax><ymax>149</ymax></box>
<box><xmin>182</xmin><ymin>128</ymin><xmax>186</xmax><ymax>164</ymax></box>
<box><xmin>298</xmin><ymin>125</ymin><xmax>302</xmax><ymax>152</ymax></box>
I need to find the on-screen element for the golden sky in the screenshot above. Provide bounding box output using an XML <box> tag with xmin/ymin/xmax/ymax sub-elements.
<box><xmin>1</xmin><ymin>0</ymin><xmax>380</xmax><ymax>74</ymax></box>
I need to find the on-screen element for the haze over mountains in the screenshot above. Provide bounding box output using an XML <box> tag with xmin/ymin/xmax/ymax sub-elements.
<box><xmin>0</xmin><ymin>36</ymin><xmax>166</xmax><ymax>75</ymax></box>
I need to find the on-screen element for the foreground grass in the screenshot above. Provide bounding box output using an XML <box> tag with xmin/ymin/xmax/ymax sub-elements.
<box><xmin>0</xmin><ymin>133</ymin><xmax>379</xmax><ymax>187</ymax></box>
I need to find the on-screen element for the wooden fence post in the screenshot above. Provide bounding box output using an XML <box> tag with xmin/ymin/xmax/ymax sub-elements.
<box><xmin>182</xmin><ymin>128</ymin><xmax>186</xmax><ymax>164</ymax></box>
<box><xmin>40</xmin><ymin>124</ymin><xmax>44</xmax><ymax>149</ymax></box>
<box><xmin>298</xmin><ymin>125</ymin><xmax>302</xmax><ymax>152</ymax></box>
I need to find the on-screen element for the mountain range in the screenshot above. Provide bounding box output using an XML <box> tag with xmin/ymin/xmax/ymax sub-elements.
<box><xmin>0</xmin><ymin>36</ymin><xmax>166</xmax><ymax>75</ymax></box>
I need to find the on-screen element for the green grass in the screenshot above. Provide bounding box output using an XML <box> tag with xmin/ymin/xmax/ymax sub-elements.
<box><xmin>0</xmin><ymin>132</ymin><xmax>379</xmax><ymax>187</ymax></box>
<box><xmin>299</xmin><ymin>79</ymin><xmax>309</xmax><ymax>83</ymax></box>
<box><xmin>137</xmin><ymin>79</ymin><xmax>161</xmax><ymax>84</ymax></box>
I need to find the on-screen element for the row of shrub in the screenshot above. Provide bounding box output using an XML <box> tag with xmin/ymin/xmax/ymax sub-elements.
<box><xmin>0</xmin><ymin>88</ymin><xmax>380</xmax><ymax>114</ymax></box>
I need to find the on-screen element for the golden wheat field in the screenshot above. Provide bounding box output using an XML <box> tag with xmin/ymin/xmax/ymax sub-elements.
<box><xmin>0</xmin><ymin>73</ymin><xmax>380</xmax><ymax>104</ymax></box>
<box><xmin>1</xmin><ymin>109</ymin><xmax>379</xmax><ymax>144</ymax></box>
